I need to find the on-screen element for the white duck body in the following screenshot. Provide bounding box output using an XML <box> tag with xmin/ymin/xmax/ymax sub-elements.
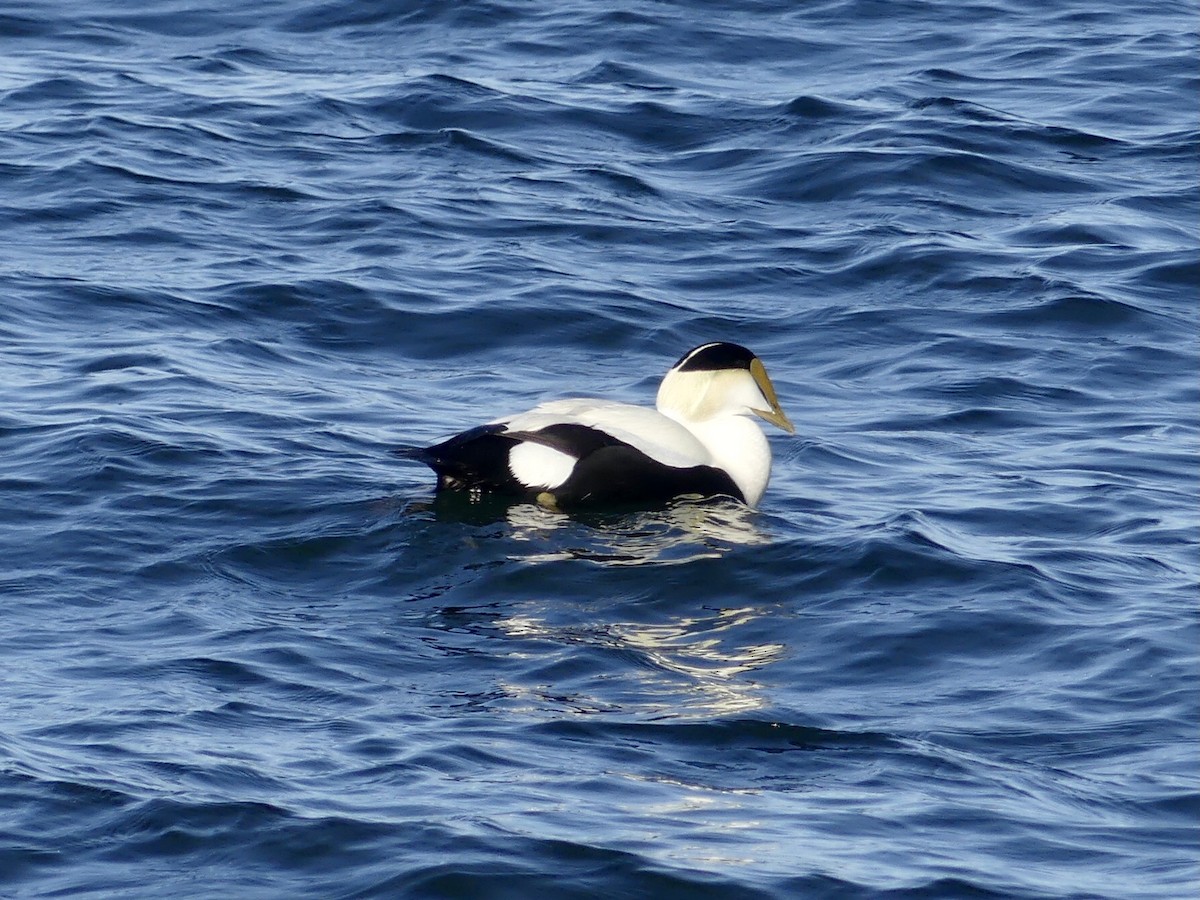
<box><xmin>401</xmin><ymin>342</ymin><xmax>793</xmax><ymax>508</ymax></box>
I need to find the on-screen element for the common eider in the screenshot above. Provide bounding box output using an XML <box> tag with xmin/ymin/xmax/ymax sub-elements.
<box><xmin>397</xmin><ymin>342</ymin><xmax>794</xmax><ymax>508</ymax></box>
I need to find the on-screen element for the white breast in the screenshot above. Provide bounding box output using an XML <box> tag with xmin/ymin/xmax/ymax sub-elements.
<box><xmin>683</xmin><ymin>414</ymin><xmax>772</xmax><ymax>506</ymax></box>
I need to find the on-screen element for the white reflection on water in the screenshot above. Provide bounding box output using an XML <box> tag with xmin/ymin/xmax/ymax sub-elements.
<box><xmin>498</xmin><ymin>605</ymin><xmax>784</xmax><ymax>717</ymax></box>
<box><xmin>503</xmin><ymin>496</ymin><xmax>772</xmax><ymax>566</ymax></box>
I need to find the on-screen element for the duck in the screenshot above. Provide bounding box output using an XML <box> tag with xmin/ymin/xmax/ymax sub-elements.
<box><xmin>396</xmin><ymin>342</ymin><xmax>794</xmax><ymax>509</ymax></box>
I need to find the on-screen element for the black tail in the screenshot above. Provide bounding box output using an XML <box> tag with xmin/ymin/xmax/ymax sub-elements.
<box><xmin>392</xmin><ymin>425</ymin><xmax>523</xmax><ymax>493</ymax></box>
<box><xmin>391</xmin><ymin>445</ymin><xmax>436</xmax><ymax>464</ymax></box>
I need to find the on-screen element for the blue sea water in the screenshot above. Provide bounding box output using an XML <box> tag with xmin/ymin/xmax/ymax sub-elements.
<box><xmin>1</xmin><ymin>0</ymin><xmax>1198</xmax><ymax>897</ymax></box>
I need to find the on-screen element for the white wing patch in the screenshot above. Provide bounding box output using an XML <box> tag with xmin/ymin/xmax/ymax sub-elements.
<box><xmin>496</xmin><ymin>399</ymin><xmax>711</xmax><ymax>469</ymax></box>
<box><xmin>508</xmin><ymin>441</ymin><xmax>577</xmax><ymax>489</ymax></box>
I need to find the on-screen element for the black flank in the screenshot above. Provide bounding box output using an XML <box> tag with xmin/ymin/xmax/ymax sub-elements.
<box><xmin>555</xmin><ymin>443</ymin><xmax>744</xmax><ymax>506</ymax></box>
<box><xmin>399</xmin><ymin>421</ymin><xmax>744</xmax><ymax>506</ymax></box>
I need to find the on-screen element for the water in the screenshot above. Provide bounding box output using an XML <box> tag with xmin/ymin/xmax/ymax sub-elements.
<box><xmin>2</xmin><ymin>1</ymin><xmax>1197</xmax><ymax>897</ymax></box>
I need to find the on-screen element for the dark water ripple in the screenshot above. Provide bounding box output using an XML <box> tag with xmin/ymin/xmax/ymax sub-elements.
<box><xmin>2</xmin><ymin>0</ymin><xmax>1198</xmax><ymax>897</ymax></box>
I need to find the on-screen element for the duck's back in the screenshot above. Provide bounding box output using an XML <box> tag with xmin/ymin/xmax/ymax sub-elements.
<box><xmin>499</xmin><ymin>399</ymin><xmax>711</xmax><ymax>469</ymax></box>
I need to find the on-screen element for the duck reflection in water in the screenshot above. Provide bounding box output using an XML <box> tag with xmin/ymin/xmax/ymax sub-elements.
<box><xmin>497</xmin><ymin>604</ymin><xmax>785</xmax><ymax>718</ymax></box>
<box><xmin>415</xmin><ymin>490</ymin><xmax>771</xmax><ymax>566</ymax></box>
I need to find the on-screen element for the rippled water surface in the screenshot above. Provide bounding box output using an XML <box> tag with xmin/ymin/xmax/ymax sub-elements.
<box><xmin>2</xmin><ymin>1</ymin><xmax>1198</xmax><ymax>897</ymax></box>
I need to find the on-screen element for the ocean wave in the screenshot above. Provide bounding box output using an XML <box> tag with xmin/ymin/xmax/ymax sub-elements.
<box><xmin>2</xmin><ymin>0</ymin><xmax>1197</xmax><ymax>897</ymax></box>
